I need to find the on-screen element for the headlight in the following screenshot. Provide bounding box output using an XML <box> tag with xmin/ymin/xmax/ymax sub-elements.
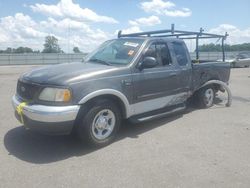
<box><xmin>39</xmin><ymin>88</ymin><xmax>72</xmax><ymax>102</ymax></box>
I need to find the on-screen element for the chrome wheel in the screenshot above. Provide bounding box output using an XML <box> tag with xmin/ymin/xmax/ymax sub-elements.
<box><xmin>91</xmin><ymin>109</ymin><xmax>116</xmax><ymax>140</ymax></box>
<box><xmin>204</xmin><ymin>88</ymin><xmax>214</xmax><ymax>106</ymax></box>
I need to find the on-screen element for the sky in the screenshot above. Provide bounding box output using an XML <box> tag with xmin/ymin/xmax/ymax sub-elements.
<box><xmin>0</xmin><ymin>0</ymin><xmax>249</xmax><ymax>52</ymax></box>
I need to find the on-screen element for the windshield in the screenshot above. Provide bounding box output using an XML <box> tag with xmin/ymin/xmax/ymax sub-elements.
<box><xmin>85</xmin><ymin>38</ymin><xmax>144</xmax><ymax>65</ymax></box>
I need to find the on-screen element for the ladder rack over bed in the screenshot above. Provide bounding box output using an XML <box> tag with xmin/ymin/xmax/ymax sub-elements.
<box><xmin>118</xmin><ymin>24</ymin><xmax>229</xmax><ymax>61</ymax></box>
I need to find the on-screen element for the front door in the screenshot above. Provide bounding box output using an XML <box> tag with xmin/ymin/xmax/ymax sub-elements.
<box><xmin>132</xmin><ymin>41</ymin><xmax>182</xmax><ymax>115</ymax></box>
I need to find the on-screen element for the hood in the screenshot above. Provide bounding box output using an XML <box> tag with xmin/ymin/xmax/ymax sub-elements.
<box><xmin>21</xmin><ymin>62</ymin><xmax>118</xmax><ymax>85</ymax></box>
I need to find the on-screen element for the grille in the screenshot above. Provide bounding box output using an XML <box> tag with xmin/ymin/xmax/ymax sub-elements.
<box><xmin>17</xmin><ymin>80</ymin><xmax>41</xmax><ymax>101</ymax></box>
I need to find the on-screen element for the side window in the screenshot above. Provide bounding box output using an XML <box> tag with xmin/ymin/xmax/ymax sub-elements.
<box><xmin>172</xmin><ymin>42</ymin><xmax>189</xmax><ymax>66</ymax></box>
<box><xmin>144</xmin><ymin>42</ymin><xmax>171</xmax><ymax>67</ymax></box>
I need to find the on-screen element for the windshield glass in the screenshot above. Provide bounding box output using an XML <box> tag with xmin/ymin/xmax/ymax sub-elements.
<box><xmin>85</xmin><ymin>38</ymin><xmax>144</xmax><ymax>65</ymax></box>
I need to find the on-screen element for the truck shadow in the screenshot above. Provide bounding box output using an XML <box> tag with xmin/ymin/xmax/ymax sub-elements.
<box><xmin>4</xmin><ymin>110</ymin><xmax>191</xmax><ymax>164</ymax></box>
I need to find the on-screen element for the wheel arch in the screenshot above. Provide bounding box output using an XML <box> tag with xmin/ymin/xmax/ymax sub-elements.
<box><xmin>194</xmin><ymin>77</ymin><xmax>220</xmax><ymax>94</ymax></box>
<box><xmin>196</xmin><ymin>80</ymin><xmax>232</xmax><ymax>107</ymax></box>
<box><xmin>78</xmin><ymin>89</ymin><xmax>132</xmax><ymax>119</ymax></box>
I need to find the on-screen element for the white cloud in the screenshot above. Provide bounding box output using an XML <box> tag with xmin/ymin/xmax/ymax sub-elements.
<box><xmin>141</xmin><ymin>0</ymin><xmax>191</xmax><ymax>17</ymax></box>
<box><xmin>141</xmin><ymin>0</ymin><xmax>175</xmax><ymax>14</ymax></box>
<box><xmin>0</xmin><ymin>13</ymin><xmax>111</xmax><ymax>52</ymax></box>
<box><xmin>0</xmin><ymin>13</ymin><xmax>49</xmax><ymax>50</ymax></box>
<box><xmin>209</xmin><ymin>24</ymin><xmax>250</xmax><ymax>44</ymax></box>
<box><xmin>40</xmin><ymin>18</ymin><xmax>91</xmax><ymax>32</ymax></box>
<box><xmin>120</xmin><ymin>26</ymin><xmax>142</xmax><ymax>35</ymax></box>
<box><xmin>129</xmin><ymin>16</ymin><xmax>161</xmax><ymax>26</ymax></box>
<box><xmin>0</xmin><ymin>28</ymin><xmax>9</xmax><ymax>43</ymax></box>
<box><xmin>0</xmin><ymin>13</ymin><xmax>46</xmax><ymax>42</ymax></box>
<box><xmin>30</xmin><ymin>0</ymin><xmax>118</xmax><ymax>24</ymax></box>
<box><xmin>40</xmin><ymin>18</ymin><xmax>110</xmax><ymax>49</ymax></box>
<box><xmin>164</xmin><ymin>8</ymin><xmax>191</xmax><ymax>17</ymax></box>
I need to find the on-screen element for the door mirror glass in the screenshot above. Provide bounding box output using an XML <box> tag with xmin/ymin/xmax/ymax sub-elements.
<box><xmin>140</xmin><ymin>56</ymin><xmax>158</xmax><ymax>69</ymax></box>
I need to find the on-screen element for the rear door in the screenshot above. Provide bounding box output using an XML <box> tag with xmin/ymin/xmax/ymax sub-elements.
<box><xmin>169</xmin><ymin>41</ymin><xmax>192</xmax><ymax>95</ymax></box>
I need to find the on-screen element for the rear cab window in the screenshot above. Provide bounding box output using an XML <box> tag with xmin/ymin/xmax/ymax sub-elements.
<box><xmin>172</xmin><ymin>42</ymin><xmax>189</xmax><ymax>66</ymax></box>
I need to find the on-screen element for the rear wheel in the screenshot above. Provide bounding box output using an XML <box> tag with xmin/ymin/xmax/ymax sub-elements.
<box><xmin>198</xmin><ymin>86</ymin><xmax>215</xmax><ymax>108</ymax></box>
<box><xmin>77</xmin><ymin>99</ymin><xmax>121</xmax><ymax>147</ymax></box>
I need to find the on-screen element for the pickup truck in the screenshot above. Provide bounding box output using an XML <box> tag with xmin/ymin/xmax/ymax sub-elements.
<box><xmin>12</xmin><ymin>28</ymin><xmax>230</xmax><ymax>147</ymax></box>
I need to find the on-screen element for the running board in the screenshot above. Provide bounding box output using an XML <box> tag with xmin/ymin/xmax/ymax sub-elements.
<box><xmin>129</xmin><ymin>103</ymin><xmax>186</xmax><ymax>123</ymax></box>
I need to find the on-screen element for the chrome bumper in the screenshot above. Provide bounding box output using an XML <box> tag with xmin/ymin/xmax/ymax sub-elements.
<box><xmin>12</xmin><ymin>95</ymin><xmax>80</xmax><ymax>123</ymax></box>
<box><xmin>12</xmin><ymin>96</ymin><xmax>80</xmax><ymax>135</ymax></box>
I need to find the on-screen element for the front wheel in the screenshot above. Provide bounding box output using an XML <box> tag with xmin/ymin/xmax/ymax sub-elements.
<box><xmin>198</xmin><ymin>86</ymin><xmax>215</xmax><ymax>108</ymax></box>
<box><xmin>77</xmin><ymin>99</ymin><xmax>121</xmax><ymax>147</ymax></box>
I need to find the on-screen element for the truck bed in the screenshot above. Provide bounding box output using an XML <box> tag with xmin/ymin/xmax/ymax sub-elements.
<box><xmin>192</xmin><ymin>61</ymin><xmax>231</xmax><ymax>91</ymax></box>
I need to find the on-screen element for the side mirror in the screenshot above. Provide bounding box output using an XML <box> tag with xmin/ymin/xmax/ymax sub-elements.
<box><xmin>139</xmin><ymin>56</ymin><xmax>158</xmax><ymax>70</ymax></box>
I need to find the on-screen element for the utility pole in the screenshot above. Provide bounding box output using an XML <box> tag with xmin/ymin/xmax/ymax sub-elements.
<box><xmin>67</xmin><ymin>21</ymin><xmax>71</xmax><ymax>53</ymax></box>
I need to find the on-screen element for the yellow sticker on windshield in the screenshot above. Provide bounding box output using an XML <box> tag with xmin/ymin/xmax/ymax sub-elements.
<box><xmin>128</xmin><ymin>50</ymin><xmax>135</xmax><ymax>56</ymax></box>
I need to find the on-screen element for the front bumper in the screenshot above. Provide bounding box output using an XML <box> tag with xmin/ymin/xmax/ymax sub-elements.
<box><xmin>12</xmin><ymin>95</ymin><xmax>80</xmax><ymax>135</ymax></box>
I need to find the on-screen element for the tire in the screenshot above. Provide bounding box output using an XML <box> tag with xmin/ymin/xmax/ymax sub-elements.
<box><xmin>197</xmin><ymin>86</ymin><xmax>215</xmax><ymax>108</ymax></box>
<box><xmin>77</xmin><ymin>99</ymin><xmax>121</xmax><ymax>147</ymax></box>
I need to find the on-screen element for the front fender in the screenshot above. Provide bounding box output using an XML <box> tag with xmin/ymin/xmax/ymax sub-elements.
<box><xmin>78</xmin><ymin>89</ymin><xmax>133</xmax><ymax>118</ymax></box>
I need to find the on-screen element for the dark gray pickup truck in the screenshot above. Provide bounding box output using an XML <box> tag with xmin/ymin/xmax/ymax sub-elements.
<box><xmin>12</xmin><ymin>28</ymin><xmax>230</xmax><ymax>147</ymax></box>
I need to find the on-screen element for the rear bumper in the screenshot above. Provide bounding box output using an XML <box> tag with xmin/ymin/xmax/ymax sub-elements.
<box><xmin>12</xmin><ymin>95</ymin><xmax>80</xmax><ymax>135</ymax></box>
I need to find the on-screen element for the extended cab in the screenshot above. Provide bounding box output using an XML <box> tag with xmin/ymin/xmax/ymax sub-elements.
<box><xmin>12</xmin><ymin>28</ymin><xmax>230</xmax><ymax>147</ymax></box>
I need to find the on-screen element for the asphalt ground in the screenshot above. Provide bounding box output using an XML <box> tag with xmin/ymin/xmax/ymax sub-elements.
<box><xmin>0</xmin><ymin>65</ymin><xmax>250</xmax><ymax>188</ymax></box>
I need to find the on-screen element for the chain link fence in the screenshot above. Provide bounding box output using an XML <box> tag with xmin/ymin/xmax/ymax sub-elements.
<box><xmin>189</xmin><ymin>51</ymin><xmax>249</xmax><ymax>61</ymax></box>
<box><xmin>0</xmin><ymin>53</ymin><xmax>86</xmax><ymax>65</ymax></box>
<box><xmin>0</xmin><ymin>51</ymin><xmax>249</xmax><ymax>65</ymax></box>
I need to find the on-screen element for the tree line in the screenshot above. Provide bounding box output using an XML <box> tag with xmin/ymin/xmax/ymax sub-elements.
<box><xmin>198</xmin><ymin>43</ymin><xmax>250</xmax><ymax>52</ymax></box>
<box><xmin>0</xmin><ymin>36</ymin><xmax>83</xmax><ymax>54</ymax></box>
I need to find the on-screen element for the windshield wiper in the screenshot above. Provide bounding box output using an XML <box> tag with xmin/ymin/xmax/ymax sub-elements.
<box><xmin>89</xmin><ymin>58</ymin><xmax>112</xmax><ymax>66</ymax></box>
